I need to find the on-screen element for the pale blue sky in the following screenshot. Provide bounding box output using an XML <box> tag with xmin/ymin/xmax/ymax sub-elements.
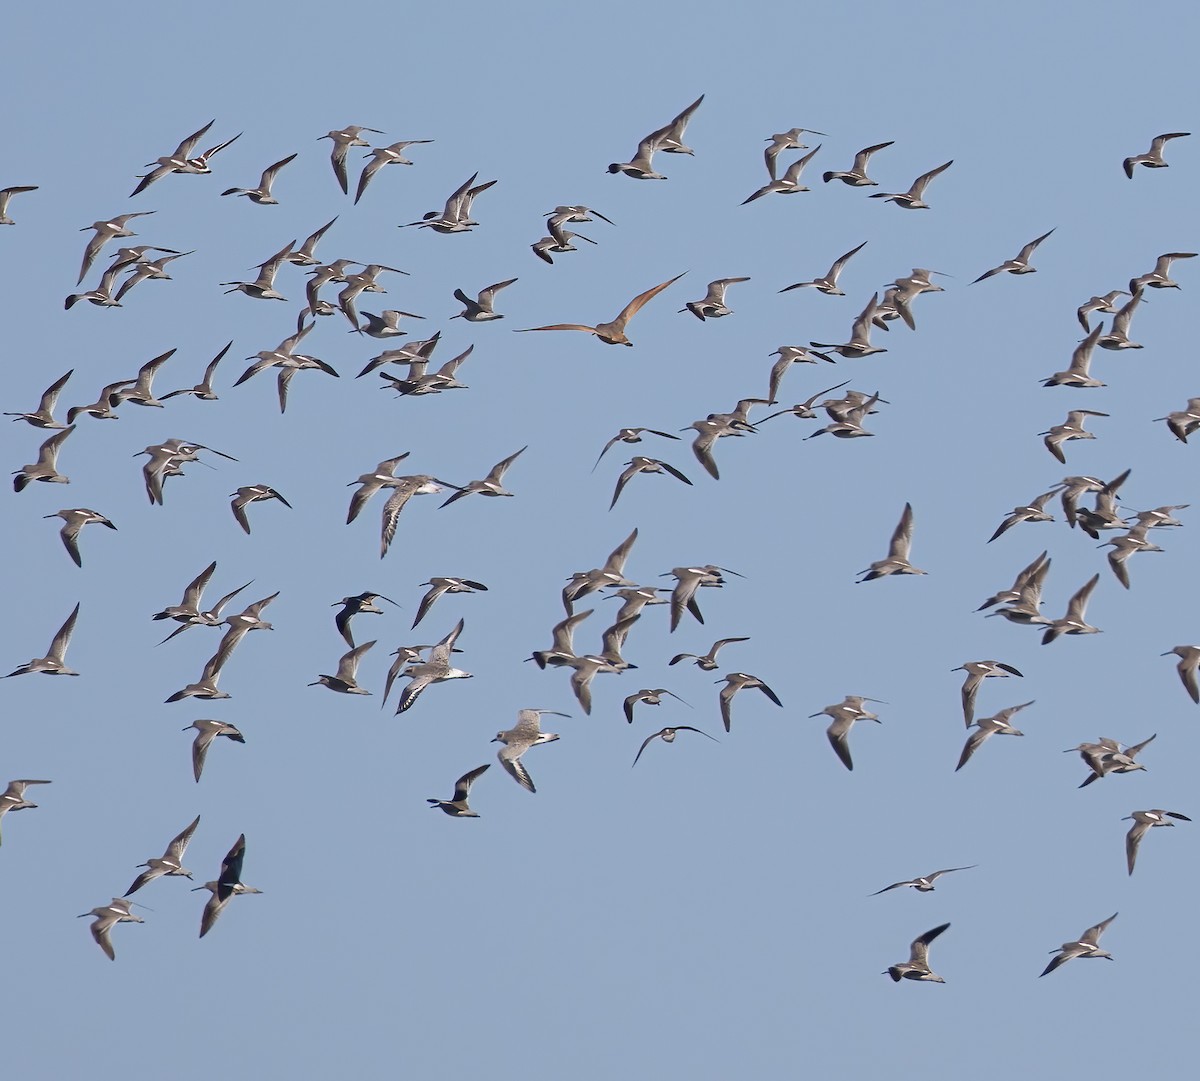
<box><xmin>3</xmin><ymin>2</ymin><xmax>1199</xmax><ymax>1078</ymax></box>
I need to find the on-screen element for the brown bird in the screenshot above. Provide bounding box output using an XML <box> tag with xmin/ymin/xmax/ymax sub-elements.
<box><xmin>516</xmin><ymin>273</ymin><xmax>685</xmax><ymax>346</ymax></box>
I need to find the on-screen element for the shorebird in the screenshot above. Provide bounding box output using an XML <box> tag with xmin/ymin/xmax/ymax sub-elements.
<box><xmin>220</xmin><ymin>152</ymin><xmax>297</xmax><ymax>204</ymax></box>
<box><xmin>1041</xmin><ymin>325</ymin><xmax>1106</xmax><ymax>388</ymax></box>
<box><xmin>13</xmin><ymin>425</ymin><xmax>74</xmax><ymax>491</ymax></box>
<box><xmin>108</xmin><ymin>347</ymin><xmax>177</xmax><ymax>408</ymax></box>
<box><xmin>562</xmin><ymin>654</ymin><xmax>626</xmax><ymax>715</ymax></box>
<box><xmin>345</xmin><ymin>453</ymin><xmax>411</xmax><ymax>523</ymax></box>
<box><xmin>79</xmin><ymin>898</ymin><xmax>143</xmax><ymax>960</ymax></box>
<box><xmin>1129</xmin><ymin>251</ymin><xmax>1196</xmax><ymax>294</ymax></box>
<box><xmin>623</xmin><ymin>688</ymin><xmax>689</xmax><ymax>724</ymax></box>
<box><xmin>164</xmin><ymin>657</ymin><xmax>230</xmax><ymax>704</ymax></box>
<box><xmin>153</xmin><ymin>564</ymin><xmax>250</xmax><ymax>644</ymax></box>
<box><xmin>717</xmin><ymin>672</ymin><xmax>782</xmax><ymax>732</ymax></box>
<box><xmin>160</xmin><ymin>342</ymin><xmax>232</xmax><ymax>401</ymax></box>
<box><xmin>5</xmin><ymin>602</ymin><xmax>79</xmax><ymax>677</ymax></box>
<box><xmin>493</xmin><ymin>709</ymin><xmax>566</xmax><ymax>792</ymax></box>
<box><xmin>1069</xmin><ymin>733</ymin><xmax>1155</xmax><ymax>788</ymax></box>
<box><xmin>885</xmin><ymin>924</ymin><xmax>950</xmax><ymax>983</ymax></box>
<box><xmin>610</xmin><ymin>457</ymin><xmax>692</xmax><ymax>509</ymax></box>
<box><xmin>988</xmin><ymin>491</ymin><xmax>1057</xmax><ymax>542</ymax></box>
<box><xmin>195</xmin><ymin>834</ymin><xmax>262</xmax><ymax>938</ymax></box>
<box><xmin>592</xmin><ymin>429</ymin><xmax>680</xmax><ymax>471</ymax></box>
<box><xmin>632</xmin><ymin>726</ymin><xmax>718</xmax><ymax>767</ymax></box>
<box><xmin>354</xmin><ymin>139</ymin><xmax>432</xmax><ymax>204</ymax></box>
<box><xmin>207</xmin><ymin>591</ymin><xmax>278</xmax><ymax>671</ymax></box>
<box><xmin>822</xmin><ymin>141</ymin><xmax>893</xmax><ymax>186</ymax></box>
<box><xmin>764</xmin><ymin>128</ymin><xmax>826</xmax><ymax>176</ymax></box>
<box><xmin>1041</xmin><ymin>913</ymin><xmax>1117</xmax><ymax>977</ymax></box>
<box><xmin>664</xmin><ymin>564</ymin><xmax>740</xmax><ymax>631</ymax></box>
<box><xmin>1041</xmin><ymin>410</ymin><xmax>1108</xmax><ymax>463</ymax></box>
<box><xmin>380</xmin><ymin>476</ymin><xmax>457</xmax><ymax>558</ymax></box>
<box><xmin>562</xmin><ymin>528</ymin><xmax>639</xmax><ymax>611</ymax></box>
<box><xmin>403</xmin><ymin>172</ymin><xmax>497</xmax><ymax>231</ymax></box>
<box><xmin>44</xmin><ymin>508</ymin><xmax>117</xmax><ymax>567</ymax></box>
<box><xmin>439</xmin><ymin>447</ymin><xmax>526</xmax><ymax>508</ymax></box>
<box><xmin>810</xmin><ymin>292</ymin><xmax>888</xmax><ymax>358</ymax></box>
<box><xmin>355</xmin><ymin>309</ymin><xmax>424</xmax><ymax>338</ymax></box>
<box><xmin>394</xmin><ymin>619</ymin><xmax>470</xmax><ymax>714</ymax></box>
<box><xmin>517</xmin><ymin>272</ymin><xmax>684</xmax><ymax>346</ymax></box>
<box><xmin>869</xmin><ymin>160</ymin><xmax>952</xmax><ymax>209</ymax></box>
<box><xmin>532</xmin><ymin>225</ymin><xmax>597</xmax><ymax>263</ymax></box>
<box><xmin>0</xmin><ymin>779</ymin><xmax>50</xmax><ymax>846</ymax></box>
<box><xmin>427</xmin><ymin>764</ymin><xmax>490</xmax><ymax>817</ymax></box>
<box><xmin>4</xmin><ymin>369</ymin><xmax>72</xmax><ymax>428</ymax></box>
<box><xmin>320</xmin><ymin>125</ymin><xmax>383</xmax><ymax>193</ymax></box>
<box><xmin>1097</xmin><ymin>292</ymin><xmax>1143</xmax><ymax>350</ymax></box>
<box><xmin>1155</xmin><ymin>399</ymin><xmax>1200</xmax><ymax>443</ymax></box>
<box><xmin>125</xmin><ymin>815</ymin><xmax>201</xmax><ymax>895</ymax></box>
<box><xmin>1056</xmin><ymin>472</ymin><xmax>1118</xmax><ymax>531</ymax></box>
<box><xmin>183</xmin><ymin>719</ymin><xmax>245</xmax><ymax>782</ymax></box>
<box><xmin>111</xmin><ymin>248</ymin><xmax>194</xmax><ymax>304</ymax></box>
<box><xmin>804</xmin><ymin>390</ymin><xmax>882</xmax><ymax>440</ymax></box>
<box><xmin>526</xmin><ymin>609</ymin><xmax>592</xmax><ymax>670</ymax></box>
<box><xmin>680</xmin><ymin>277</ymin><xmax>750</xmax><ymax>320</ymax></box>
<box><xmin>545</xmin><ymin>205</ymin><xmax>615</xmax><ymax>227</ymax></box>
<box><xmin>1099</xmin><ymin>525</ymin><xmax>1163</xmax><ymax>589</ymax></box>
<box><xmin>952</xmin><ymin>660</ymin><xmax>1023</xmax><ymax>727</ymax></box>
<box><xmin>412</xmin><ymin>577</ymin><xmax>488</xmax><ymax>629</ymax></box>
<box><xmin>452</xmin><ymin>278</ymin><xmax>517</xmax><ymax>322</ymax></box>
<box><xmin>378</xmin><ymin>343</ymin><xmax>473</xmax><ymax>396</ymax></box>
<box><xmin>811</xmin><ymin>695</ymin><xmax>884</xmax><ymax>771</ymax></box>
<box><xmin>956</xmin><ymin>701</ymin><xmax>1034</xmax><ymax>771</ymax></box>
<box><xmin>780</xmin><ymin>241</ymin><xmax>867</xmax><ymax>296</ymax></box>
<box><xmin>681</xmin><ymin>415</ymin><xmax>754</xmax><ymax>479</ymax></box>
<box><xmin>1162</xmin><ymin>645</ymin><xmax>1200</xmax><ymax>704</ymax></box>
<box><xmin>858</xmin><ymin>503</ymin><xmax>925</xmax><ymax>581</ymax></box>
<box><xmin>871</xmin><ymin>866</ymin><xmax>976</xmax><ymax>895</ymax></box>
<box><xmin>1123</xmin><ymin>132</ymin><xmax>1190</xmax><ymax>178</ymax></box>
<box><xmin>608</xmin><ymin>94</ymin><xmax>703</xmax><ymax>178</ymax></box>
<box><xmin>1041</xmin><ymin>573</ymin><xmax>1102</xmax><ymax>645</ymax></box>
<box><xmin>606</xmin><ymin>584</ymin><xmax>669</xmax><ymax>623</ymax></box>
<box><xmin>221</xmin><ymin>238</ymin><xmax>294</xmax><ymax>301</ymax></box>
<box><xmin>669</xmin><ymin>636</ymin><xmax>749</xmax><ymax>670</ymax></box>
<box><xmin>333</xmin><ymin>592</ymin><xmax>398</xmax><ymax>648</ymax></box>
<box><xmin>972</xmin><ymin>228</ymin><xmax>1055</xmax><ymax>283</ymax></box>
<box><xmin>65</xmin><ymin>380</ymin><xmax>131</xmax><ymax>422</ymax></box>
<box><xmin>283</xmin><ymin>217</ymin><xmax>337</xmax><ymax>266</ymax></box>
<box><xmin>1125</xmin><ymin>810</ymin><xmax>1190</xmax><ymax>874</ymax></box>
<box><xmin>309</xmin><ymin>640</ymin><xmax>375</xmax><ymax>694</ymax></box>
<box><xmin>77</xmin><ymin>211</ymin><xmax>156</xmax><ymax>284</ymax></box>
<box><xmin>64</xmin><ymin>264</ymin><xmax>125</xmax><ymax>309</ymax></box>
<box><xmin>230</xmin><ymin>484</ymin><xmax>292</xmax><ymax>534</ymax></box>
<box><xmin>978</xmin><ymin>550</ymin><xmax>1050</xmax><ymax>617</ymax></box>
<box><xmin>0</xmin><ymin>184</ymin><xmax>38</xmax><ymax>224</ymax></box>
<box><xmin>336</xmin><ymin>264</ymin><xmax>409</xmax><ymax>330</ymax></box>
<box><xmin>129</xmin><ymin>121</ymin><xmax>240</xmax><ymax>196</ymax></box>
<box><xmin>742</xmin><ymin>145</ymin><xmax>821</xmax><ymax>203</ymax></box>
<box><xmin>1077</xmin><ymin>290</ymin><xmax>1129</xmax><ymax>331</ymax></box>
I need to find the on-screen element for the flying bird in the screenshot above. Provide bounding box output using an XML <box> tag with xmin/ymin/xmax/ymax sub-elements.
<box><xmin>517</xmin><ymin>273</ymin><xmax>685</xmax><ymax>346</ymax></box>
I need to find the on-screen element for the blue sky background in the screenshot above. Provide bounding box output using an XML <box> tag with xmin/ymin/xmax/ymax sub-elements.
<box><xmin>3</xmin><ymin>2</ymin><xmax>1199</xmax><ymax>1077</ymax></box>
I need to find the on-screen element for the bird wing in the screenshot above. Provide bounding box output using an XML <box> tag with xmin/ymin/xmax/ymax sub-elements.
<box><xmin>453</xmin><ymin>764</ymin><xmax>490</xmax><ymax>800</ymax></box>
<box><xmin>166</xmin><ymin>814</ymin><xmax>202</xmax><ymax>861</ymax></box>
<box><xmin>910</xmin><ymin>923</ymin><xmax>950</xmax><ymax>965</ymax></box>
<box><xmin>887</xmin><ymin>503</ymin><xmax>915</xmax><ymax>560</ymax></box>
<box><xmin>613</xmin><ymin>273</ymin><xmax>687</xmax><ymax>328</ymax></box>
<box><xmin>49</xmin><ymin>603</ymin><xmax>80</xmax><ymax>661</ymax></box>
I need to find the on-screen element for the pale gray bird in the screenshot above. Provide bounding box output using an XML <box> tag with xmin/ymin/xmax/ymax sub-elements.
<box><xmin>952</xmin><ymin>660</ymin><xmax>1023</xmax><ymax>728</ymax></box>
<box><xmin>4</xmin><ymin>603</ymin><xmax>79</xmax><ymax>677</ymax></box>
<box><xmin>1041</xmin><ymin>574</ymin><xmax>1102</xmax><ymax>645</ymax></box>
<box><xmin>780</xmin><ymin>241</ymin><xmax>867</xmax><ymax>296</ymax></box>
<box><xmin>44</xmin><ymin>508</ymin><xmax>117</xmax><ymax>567</ymax></box>
<box><xmin>955</xmin><ymin>701</ymin><xmax>1034</xmax><ymax>771</ymax></box>
<box><xmin>1125</xmin><ymin>809</ymin><xmax>1190</xmax><ymax>875</ymax></box>
<box><xmin>320</xmin><ymin>125</ymin><xmax>384</xmax><ymax>193</ymax></box>
<box><xmin>742</xmin><ymin>145</ymin><xmax>821</xmax><ymax>203</ymax></box>
<box><xmin>125</xmin><ymin>815</ymin><xmax>201</xmax><ymax>895</ymax></box>
<box><xmin>412</xmin><ymin>577</ymin><xmax>488</xmax><ymax>629</ymax></box>
<box><xmin>394</xmin><ymin>619</ymin><xmax>471</xmax><ymax>714</ymax></box>
<box><xmin>810</xmin><ymin>695</ymin><xmax>884</xmax><ymax>771</ymax></box>
<box><xmin>972</xmin><ymin>228</ymin><xmax>1055</xmax><ymax>283</ymax></box>
<box><xmin>0</xmin><ymin>184</ymin><xmax>38</xmax><ymax>225</ymax></box>
<box><xmin>221</xmin><ymin>151</ymin><xmax>298</xmax><ymax>204</ymax></box>
<box><xmin>0</xmin><ymin>779</ymin><xmax>51</xmax><ymax>846</ymax></box>
<box><xmin>230</xmin><ymin>484</ymin><xmax>292</xmax><ymax>534</ymax></box>
<box><xmin>493</xmin><ymin>709</ymin><xmax>567</xmax><ymax>792</ymax></box>
<box><xmin>610</xmin><ymin>457</ymin><xmax>692</xmax><ymax>509</ymax></box>
<box><xmin>1163</xmin><ymin>645</ymin><xmax>1200</xmax><ymax>704</ymax></box>
<box><xmin>441</xmin><ymin>447</ymin><xmax>526</xmax><ymax>507</ymax></box>
<box><xmin>858</xmin><ymin>503</ymin><xmax>925</xmax><ymax>581</ymax></box>
<box><xmin>78</xmin><ymin>897</ymin><xmax>143</xmax><ymax>960</ymax></box>
<box><xmin>623</xmin><ymin>687</ymin><xmax>690</xmax><ymax>724</ymax></box>
<box><xmin>309</xmin><ymin>640</ymin><xmax>376</xmax><ymax>694</ymax></box>
<box><xmin>717</xmin><ymin>672</ymin><xmax>782</xmax><ymax>732</ymax></box>
<box><xmin>182</xmin><ymin>720</ymin><xmax>245</xmax><ymax>782</ymax></box>
<box><xmin>869</xmin><ymin>160</ymin><xmax>953</xmax><ymax>209</ymax></box>
<box><xmin>1041</xmin><ymin>913</ymin><xmax>1117</xmax><ymax>977</ymax></box>
<box><xmin>451</xmin><ymin>278</ymin><xmax>518</xmax><ymax>321</ymax></box>
<box><xmin>13</xmin><ymin>425</ymin><xmax>75</xmax><ymax>491</ymax></box>
<box><xmin>355</xmin><ymin>139</ymin><xmax>433</xmax><ymax>204</ymax></box>
<box><xmin>194</xmin><ymin>834</ymin><xmax>261</xmax><ymax>939</ymax></box>
<box><xmin>1123</xmin><ymin>132</ymin><xmax>1189</xmax><ymax>178</ymax></box>
<box><xmin>4</xmin><ymin>369</ymin><xmax>73</xmax><ymax>428</ymax></box>
<box><xmin>680</xmin><ymin>277</ymin><xmax>750</xmax><ymax>320</ymax></box>
<box><xmin>822</xmin><ymin>141</ymin><xmax>894</xmax><ymax>186</ymax></box>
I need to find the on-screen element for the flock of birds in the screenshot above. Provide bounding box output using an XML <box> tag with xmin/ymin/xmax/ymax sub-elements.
<box><xmin>2</xmin><ymin>98</ymin><xmax>1196</xmax><ymax>977</ymax></box>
